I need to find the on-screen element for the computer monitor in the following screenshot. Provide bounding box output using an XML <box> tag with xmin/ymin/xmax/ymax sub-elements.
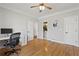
<box><xmin>1</xmin><ymin>28</ymin><xmax>13</xmax><ymax>34</ymax></box>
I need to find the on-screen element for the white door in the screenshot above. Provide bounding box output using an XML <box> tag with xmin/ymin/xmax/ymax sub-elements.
<box><xmin>64</xmin><ymin>16</ymin><xmax>78</xmax><ymax>46</ymax></box>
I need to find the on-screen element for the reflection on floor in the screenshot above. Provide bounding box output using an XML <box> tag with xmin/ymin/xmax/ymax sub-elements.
<box><xmin>20</xmin><ymin>39</ymin><xmax>79</xmax><ymax>56</ymax></box>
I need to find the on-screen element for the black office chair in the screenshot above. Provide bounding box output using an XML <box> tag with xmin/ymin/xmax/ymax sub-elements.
<box><xmin>4</xmin><ymin>32</ymin><xmax>21</xmax><ymax>56</ymax></box>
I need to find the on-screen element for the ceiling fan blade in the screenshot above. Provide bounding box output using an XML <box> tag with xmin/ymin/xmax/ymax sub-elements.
<box><xmin>30</xmin><ymin>4</ymin><xmax>40</xmax><ymax>8</ymax></box>
<box><xmin>45</xmin><ymin>5</ymin><xmax>52</xmax><ymax>10</ymax></box>
<box><xmin>30</xmin><ymin>6</ymin><xmax>38</xmax><ymax>8</ymax></box>
<box><xmin>40</xmin><ymin>3</ymin><xmax>44</xmax><ymax>6</ymax></box>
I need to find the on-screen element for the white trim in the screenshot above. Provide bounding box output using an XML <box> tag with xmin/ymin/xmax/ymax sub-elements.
<box><xmin>49</xmin><ymin>39</ymin><xmax>79</xmax><ymax>47</ymax></box>
<box><xmin>0</xmin><ymin>6</ymin><xmax>36</xmax><ymax>19</ymax></box>
<box><xmin>39</xmin><ymin>7</ymin><xmax>79</xmax><ymax>20</ymax></box>
<box><xmin>34</xmin><ymin>38</ymin><xmax>79</xmax><ymax>47</ymax></box>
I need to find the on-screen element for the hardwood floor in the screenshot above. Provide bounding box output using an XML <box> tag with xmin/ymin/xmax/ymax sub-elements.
<box><xmin>19</xmin><ymin>39</ymin><xmax>79</xmax><ymax>56</ymax></box>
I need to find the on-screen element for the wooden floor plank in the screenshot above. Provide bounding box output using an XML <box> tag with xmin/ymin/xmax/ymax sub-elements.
<box><xmin>19</xmin><ymin>39</ymin><xmax>79</xmax><ymax>56</ymax></box>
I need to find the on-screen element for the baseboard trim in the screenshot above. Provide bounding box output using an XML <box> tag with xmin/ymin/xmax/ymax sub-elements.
<box><xmin>49</xmin><ymin>39</ymin><xmax>79</xmax><ymax>47</ymax></box>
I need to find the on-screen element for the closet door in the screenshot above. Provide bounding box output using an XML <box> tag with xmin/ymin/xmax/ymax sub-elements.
<box><xmin>64</xmin><ymin>16</ymin><xmax>78</xmax><ymax>46</ymax></box>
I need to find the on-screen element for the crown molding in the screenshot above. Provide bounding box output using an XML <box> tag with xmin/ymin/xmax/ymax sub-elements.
<box><xmin>39</xmin><ymin>7</ymin><xmax>79</xmax><ymax>20</ymax></box>
<box><xmin>0</xmin><ymin>6</ymin><xmax>36</xmax><ymax>19</ymax></box>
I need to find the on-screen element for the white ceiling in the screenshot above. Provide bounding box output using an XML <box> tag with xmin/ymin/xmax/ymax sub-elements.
<box><xmin>0</xmin><ymin>3</ymin><xmax>79</xmax><ymax>18</ymax></box>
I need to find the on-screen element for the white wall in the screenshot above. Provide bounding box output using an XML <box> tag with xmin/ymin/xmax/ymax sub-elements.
<box><xmin>38</xmin><ymin>9</ymin><xmax>79</xmax><ymax>47</ymax></box>
<box><xmin>47</xmin><ymin>17</ymin><xmax>64</xmax><ymax>42</ymax></box>
<box><xmin>0</xmin><ymin>7</ymin><xmax>38</xmax><ymax>46</ymax></box>
<box><xmin>64</xmin><ymin>16</ymin><xmax>79</xmax><ymax>46</ymax></box>
<box><xmin>38</xmin><ymin>16</ymin><xmax>64</xmax><ymax>42</ymax></box>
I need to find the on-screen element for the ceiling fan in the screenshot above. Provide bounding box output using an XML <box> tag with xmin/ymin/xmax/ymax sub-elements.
<box><xmin>30</xmin><ymin>3</ymin><xmax>52</xmax><ymax>12</ymax></box>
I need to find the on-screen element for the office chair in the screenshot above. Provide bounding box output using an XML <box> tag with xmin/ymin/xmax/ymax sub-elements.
<box><xmin>4</xmin><ymin>32</ymin><xmax>21</xmax><ymax>56</ymax></box>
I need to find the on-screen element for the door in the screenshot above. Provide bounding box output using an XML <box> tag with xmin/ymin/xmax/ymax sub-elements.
<box><xmin>64</xmin><ymin>16</ymin><xmax>78</xmax><ymax>46</ymax></box>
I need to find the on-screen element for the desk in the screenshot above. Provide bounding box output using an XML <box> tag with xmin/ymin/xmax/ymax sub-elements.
<box><xmin>0</xmin><ymin>37</ymin><xmax>10</xmax><ymax>40</ymax></box>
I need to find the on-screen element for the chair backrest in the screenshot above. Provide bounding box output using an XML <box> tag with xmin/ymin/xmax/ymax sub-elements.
<box><xmin>9</xmin><ymin>32</ymin><xmax>21</xmax><ymax>48</ymax></box>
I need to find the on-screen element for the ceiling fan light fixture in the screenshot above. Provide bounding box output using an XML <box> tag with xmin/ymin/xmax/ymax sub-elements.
<box><xmin>39</xmin><ymin>6</ymin><xmax>45</xmax><ymax>10</ymax></box>
<box><xmin>30</xmin><ymin>3</ymin><xmax>52</xmax><ymax>12</ymax></box>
